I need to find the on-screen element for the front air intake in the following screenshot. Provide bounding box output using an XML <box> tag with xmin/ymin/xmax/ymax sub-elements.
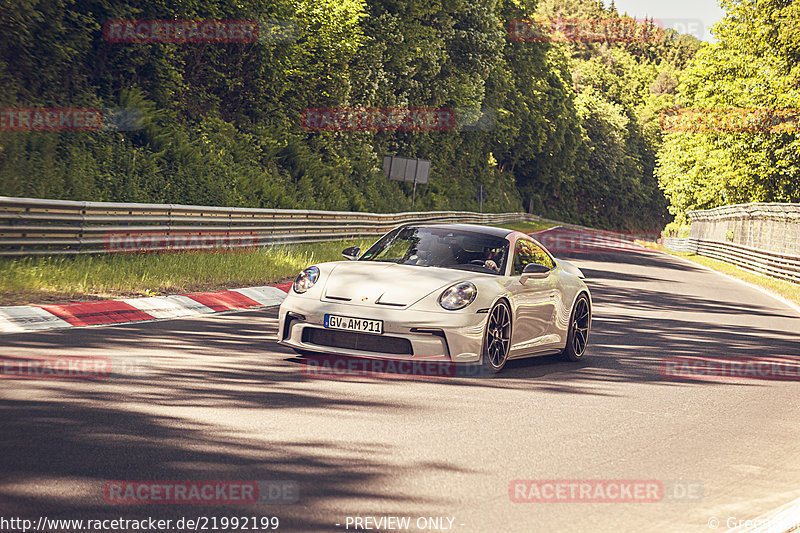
<box><xmin>302</xmin><ymin>328</ymin><xmax>413</xmax><ymax>355</ymax></box>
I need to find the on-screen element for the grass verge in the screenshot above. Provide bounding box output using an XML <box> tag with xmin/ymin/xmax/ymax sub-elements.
<box><xmin>0</xmin><ymin>219</ymin><xmax>556</xmax><ymax>306</ymax></box>
<box><xmin>0</xmin><ymin>238</ymin><xmax>375</xmax><ymax>306</ymax></box>
<box><xmin>639</xmin><ymin>241</ymin><xmax>800</xmax><ymax>307</ymax></box>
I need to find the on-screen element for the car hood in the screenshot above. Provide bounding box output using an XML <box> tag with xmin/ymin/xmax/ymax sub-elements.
<box><xmin>320</xmin><ymin>261</ymin><xmax>481</xmax><ymax>307</ymax></box>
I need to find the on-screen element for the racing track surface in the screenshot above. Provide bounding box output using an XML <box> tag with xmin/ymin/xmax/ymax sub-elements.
<box><xmin>2</xmin><ymin>228</ymin><xmax>800</xmax><ymax>533</ymax></box>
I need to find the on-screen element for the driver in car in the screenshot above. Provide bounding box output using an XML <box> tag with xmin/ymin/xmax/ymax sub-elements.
<box><xmin>484</xmin><ymin>248</ymin><xmax>503</xmax><ymax>273</ymax></box>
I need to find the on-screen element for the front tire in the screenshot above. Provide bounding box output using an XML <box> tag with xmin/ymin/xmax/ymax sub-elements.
<box><xmin>482</xmin><ymin>300</ymin><xmax>512</xmax><ymax>373</ymax></box>
<box><xmin>562</xmin><ymin>294</ymin><xmax>590</xmax><ymax>361</ymax></box>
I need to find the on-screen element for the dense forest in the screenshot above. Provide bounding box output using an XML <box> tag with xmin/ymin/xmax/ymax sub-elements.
<box><xmin>1</xmin><ymin>0</ymin><xmax>702</xmax><ymax>230</ymax></box>
<box><xmin>656</xmin><ymin>0</ymin><xmax>800</xmax><ymax>236</ymax></box>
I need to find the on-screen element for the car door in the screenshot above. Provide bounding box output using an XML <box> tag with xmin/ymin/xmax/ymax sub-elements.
<box><xmin>506</xmin><ymin>237</ymin><xmax>559</xmax><ymax>357</ymax></box>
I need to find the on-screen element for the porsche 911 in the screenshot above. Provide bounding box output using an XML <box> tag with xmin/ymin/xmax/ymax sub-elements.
<box><xmin>278</xmin><ymin>224</ymin><xmax>591</xmax><ymax>372</ymax></box>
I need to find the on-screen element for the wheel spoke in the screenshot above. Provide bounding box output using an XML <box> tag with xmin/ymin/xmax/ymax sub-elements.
<box><xmin>576</xmin><ymin>328</ymin><xmax>586</xmax><ymax>351</ymax></box>
<box><xmin>485</xmin><ymin>303</ymin><xmax>511</xmax><ymax>368</ymax></box>
<box><xmin>566</xmin><ymin>298</ymin><xmax>590</xmax><ymax>357</ymax></box>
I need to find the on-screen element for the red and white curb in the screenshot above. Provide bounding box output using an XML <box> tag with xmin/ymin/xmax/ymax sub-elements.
<box><xmin>0</xmin><ymin>283</ymin><xmax>292</xmax><ymax>334</ymax></box>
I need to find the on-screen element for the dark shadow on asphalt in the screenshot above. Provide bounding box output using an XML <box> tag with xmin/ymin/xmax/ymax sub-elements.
<box><xmin>2</xmin><ymin>239</ymin><xmax>799</xmax><ymax>526</ymax></box>
<box><xmin>0</xmin><ymin>398</ymin><xmax>457</xmax><ymax>531</ymax></box>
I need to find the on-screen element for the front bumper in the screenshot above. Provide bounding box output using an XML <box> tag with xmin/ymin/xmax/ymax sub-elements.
<box><xmin>277</xmin><ymin>297</ymin><xmax>488</xmax><ymax>363</ymax></box>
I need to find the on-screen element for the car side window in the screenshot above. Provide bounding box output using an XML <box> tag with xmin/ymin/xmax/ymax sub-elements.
<box><xmin>513</xmin><ymin>238</ymin><xmax>554</xmax><ymax>275</ymax></box>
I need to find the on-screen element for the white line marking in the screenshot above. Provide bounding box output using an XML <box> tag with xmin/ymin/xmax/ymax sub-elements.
<box><xmin>0</xmin><ymin>306</ymin><xmax>72</xmax><ymax>332</ymax></box>
<box><xmin>120</xmin><ymin>295</ymin><xmax>215</xmax><ymax>319</ymax></box>
<box><xmin>230</xmin><ymin>286</ymin><xmax>288</xmax><ymax>307</ymax></box>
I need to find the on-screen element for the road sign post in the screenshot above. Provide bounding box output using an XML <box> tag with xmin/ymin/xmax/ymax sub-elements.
<box><xmin>383</xmin><ymin>156</ymin><xmax>431</xmax><ymax>209</ymax></box>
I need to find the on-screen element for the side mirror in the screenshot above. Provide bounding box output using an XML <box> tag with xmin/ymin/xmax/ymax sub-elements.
<box><xmin>342</xmin><ymin>246</ymin><xmax>360</xmax><ymax>260</ymax></box>
<box><xmin>520</xmin><ymin>263</ymin><xmax>551</xmax><ymax>284</ymax></box>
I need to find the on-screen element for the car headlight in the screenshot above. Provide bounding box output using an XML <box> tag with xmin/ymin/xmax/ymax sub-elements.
<box><xmin>439</xmin><ymin>281</ymin><xmax>477</xmax><ymax>310</ymax></box>
<box><xmin>293</xmin><ymin>266</ymin><xmax>320</xmax><ymax>294</ymax></box>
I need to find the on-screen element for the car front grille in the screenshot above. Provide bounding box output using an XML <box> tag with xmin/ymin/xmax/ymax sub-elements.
<box><xmin>302</xmin><ymin>328</ymin><xmax>413</xmax><ymax>355</ymax></box>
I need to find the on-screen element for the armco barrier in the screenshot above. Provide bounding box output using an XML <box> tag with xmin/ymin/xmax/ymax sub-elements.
<box><xmin>661</xmin><ymin>237</ymin><xmax>800</xmax><ymax>283</ymax></box>
<box><xmin>661</xmin><ymin>237</ymin><xmax>696</xmax><ymax>253</ymax></box>
<box><xmin>688</xmin><ymin>202</ymin><xmax>800</xmax><ymax>256</ymax></box>
<box><xmin>661</xmin><ymin>203</ymin><xmax>800</xmax><ymax>284</ymax></box>
<box><xmin>0</xmin><ymin>196</ymin><xmax>533</xmax><ymax>256</ymax></box>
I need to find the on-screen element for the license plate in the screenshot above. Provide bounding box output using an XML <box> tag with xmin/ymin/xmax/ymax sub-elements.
<box><xmin>324</xmin><ymin>314</ymin><xmax>383</xmax><ymax>334</ymax></box>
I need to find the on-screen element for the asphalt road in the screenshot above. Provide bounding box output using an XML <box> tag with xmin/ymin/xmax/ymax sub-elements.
<box><xmin>2</xmin><ymin>230</ymin><xmax>800</xmax><ymax>533</ymax></box>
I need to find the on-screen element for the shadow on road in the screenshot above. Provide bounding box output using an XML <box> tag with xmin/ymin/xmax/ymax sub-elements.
<box><xmin>1</xmin><ymin>242</ymin><xmax>799</xmax><ymax>527</ymax></box>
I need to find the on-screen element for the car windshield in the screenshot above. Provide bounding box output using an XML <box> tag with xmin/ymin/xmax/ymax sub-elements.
<box><xmin>359</xmin><ymin>227</ymin><xmax>509</xmax><ymax>275</ymax></box>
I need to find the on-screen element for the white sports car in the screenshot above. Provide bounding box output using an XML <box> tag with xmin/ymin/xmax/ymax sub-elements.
<box><xmin>278</xmin><ymin>224</ymin><xmax>591</xmax><ymax>372</ymax></box>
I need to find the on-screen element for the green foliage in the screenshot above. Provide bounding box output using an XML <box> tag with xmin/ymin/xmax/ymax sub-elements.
<box><xmin>0</xmin><ymin>237</ymin><xmax>376</xmax><ymax>305</ymax></box>
<box><xmin>0</xmin><ymin>0</ymin><xmax>702</xmax><ymax>229</ymax></box>
<box><xmin>656</xmin><ymin>0</ymin><xmax>800</xmax><ymax>223</ymax></box>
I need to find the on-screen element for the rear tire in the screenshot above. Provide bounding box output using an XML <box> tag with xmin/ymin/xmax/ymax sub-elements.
<box><xmin>481</xmin><ymin>300</ymin><xmax>513</xmax><ymax>373</ymax></box>
<box><xmin>562</xmin><ymin>294</ymin><xmax>590</xmax><ymax>361</ymax></box>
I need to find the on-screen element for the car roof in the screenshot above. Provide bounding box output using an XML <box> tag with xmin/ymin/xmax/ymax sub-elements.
<box><xmin>412</xmin><ymin>223</ymin><xmax>514</xmax><ymax>238</ymax></box>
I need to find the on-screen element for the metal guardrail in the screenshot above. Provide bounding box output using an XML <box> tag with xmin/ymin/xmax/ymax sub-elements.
<box><xmin>688</xmin><ymin>202</ymin><xmax>800</xmax><ymax>256</ymax></box>
<box><xmin>662</xmin><ymin>237</ymin><xmax>800</xmax><ymax>283</ymax></box>
<box><xmin>0</xmin><ymin>196</ymin><xmax>534</xmax><ymax>256</ymax></box>
<box><xmin>661</xmin><ymin>237</ymin><xmax>696</xmax><ymax>253</ymax></box>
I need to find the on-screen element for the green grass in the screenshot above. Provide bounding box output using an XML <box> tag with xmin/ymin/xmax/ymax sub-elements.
<box><xmin>639</xmin><ymin>241</ymin><xmax>800</xmax><ymax>307</ymax></box>
<box><xmin>0</xmin><ymin>238</ymin><xmax>375</xmax><ymax>306</ymax></box>
<box><xmin>0</xmin><ymin>220</ymin><xmax>559</xmax><ymax>306</ymax></box>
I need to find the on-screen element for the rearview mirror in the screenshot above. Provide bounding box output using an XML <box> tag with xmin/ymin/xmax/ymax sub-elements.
<box><xmin>520</xmin><ymin>263</ymin><xmax>551</xmax><ymax>284</ymax></box>
<box><xmin>342</xmin><ymin>246</ymin><xmax>360</xmax><ymax>260</ymax></box>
